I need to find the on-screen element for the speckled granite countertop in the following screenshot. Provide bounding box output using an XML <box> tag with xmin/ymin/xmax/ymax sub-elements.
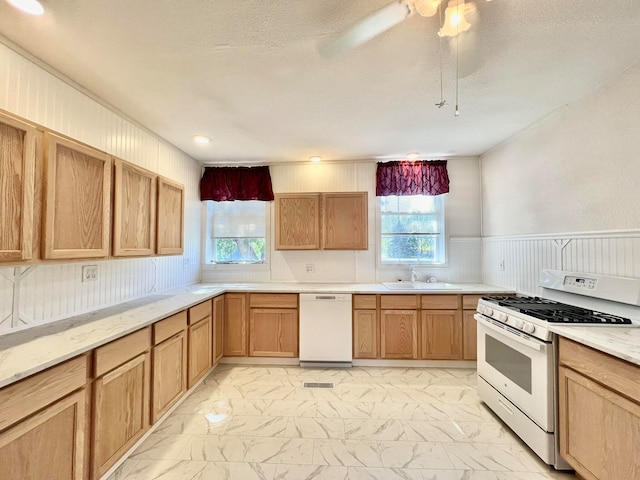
<box><xmin>0</xmin><ymin>281</ymin><xmax>513</xmax><ymax>389</ymax></box>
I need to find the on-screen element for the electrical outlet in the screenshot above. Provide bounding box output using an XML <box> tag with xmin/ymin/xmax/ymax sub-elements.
<box><xmin>82</xmin><ymin>265</ymin><xmax>98</xmax><ymax>282</ymax></box>
<box><xmin>183</xmin><ymin>258</ymin><xmax>190</xmax><ymax>269</ymax></box>
<box><xmin>499</xmin><ymin>260</ymin><xmax>505</xmax><ymax>271</ymax></box>
<box><xmin>305</xmin><ymin>264</ymin><xmax>315</xmax><ymax>273</ymax></box>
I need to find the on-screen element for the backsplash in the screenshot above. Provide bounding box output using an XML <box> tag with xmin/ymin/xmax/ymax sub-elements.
<box><xmin>482</xmin><ymin>230</ymin><xmax>640</xmax><ymax>295</ymax></box>
<box><xmin>0</xmin><ymin>42</ymin><xmax>202</xmax><ymax>334</ymax></box>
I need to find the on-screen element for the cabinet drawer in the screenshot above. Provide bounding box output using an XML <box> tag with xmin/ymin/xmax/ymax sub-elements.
<box><xmin>0</xmin><ymin>354</ymin><xmax>88</xmax><ymax>431</ymax></box>
<box><xmin>421</xmin><ymin>294</ymin><xmax>460</xmax><ymax>310</ymax></box>
<box><xmin>380</xmin><ymin>295</ymin><xmax>418</xmax><ymax>309</ymax></box>
<box><xmin>353</xmin><ymin>295</ymin><xmax>377</xmax><ymax>310</ymax></box>
<box><xmin>249</xmin><ymin>293</ymin><xmax>298</xmax><ymax>308</ymax></box>
<box><xmin>94</xmin><ymin>327</ymin><xmax>150</xmax><ymax>377</ymax></box>
<box><xmin>153</xmin><ymin>310</ymin><xmax>187</xmax><ymax>345</ymax></box>
<box><xmin>188</xmin><ymin>300</ymin><xmax>212</xmax><ymax>325</ymax></box>
<box><xmin>462</xmin><ymin>295</ymin><xmax>484</xmax><ymax>310</ymax></box>
<box><xmin>559</xmin><ymin>337</ymin><xmax>640</xmax><ymax>403</ymax></box>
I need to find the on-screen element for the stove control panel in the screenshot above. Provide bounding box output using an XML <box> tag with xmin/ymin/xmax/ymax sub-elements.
<box><xmin>564</xmin><ymin>276</ymin><xmax>597</xmax><ymax>290</ymax></box>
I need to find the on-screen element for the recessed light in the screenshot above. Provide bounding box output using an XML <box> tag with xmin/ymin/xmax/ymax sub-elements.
<box><xmin>193</xmin><ymin>135</ymin><xmax>211</xmax><ymax>144</ymax></box>
<box><xmin>309</xmin><ymin>156</ymin><xmax>322</xmax><ymax>163</ymax></box>
<box><xmin>7</xmin><ymin>0</ymin><xmax>44</xmax><ymax>15</ymax></box>
<box><xmin>406</xmin><ymin>152</ymin><xmax>419</xmax><ymax>159</ymax></box>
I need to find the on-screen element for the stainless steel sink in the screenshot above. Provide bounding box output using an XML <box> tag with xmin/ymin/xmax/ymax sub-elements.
<box><xmin>382</xmin><ymin>282</ymin><xmax>461</xmax><ymax>291</ymax></box>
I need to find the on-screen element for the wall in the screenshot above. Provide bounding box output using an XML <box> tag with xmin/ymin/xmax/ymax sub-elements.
<box><xmin>481</xmin><ymin>62</ymin><xmax>640</xmax><ymax>294</ymax></box>
<box><xmin>0</xmin><ymin>42</ymin><xmax>202</xmax><ymax>335</ymax></box>
<box><xmin>202</xmin><ymin>157</ymin><xmax>483</xmax><ymax>284</ymax></box>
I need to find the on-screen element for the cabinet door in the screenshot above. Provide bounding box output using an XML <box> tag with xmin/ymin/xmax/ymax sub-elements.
<box><xmin>212</xmin><ymin>295</ymin><xmax>224</xmax><ymax>364</ymax></box>
<box><xmin>156</xmin><ymin>176</ymin><xmax>184</xmax><ymax>255</ymax></box>
<box><xmin>188</xmin><ymin>317</ymin><xmax>212</xmax><ymax>388</ymax></box>
<box><xmin>93</xmin><ymin>352</ymin><xmax>150</xmax><ymax>479</ymax></box>
<box><xmin>0</xmin><ymin>389</ymin><xmax>86</xmax><ymax>480</ymax></box>
<box><xmin>421</xmin><ymin>310</ymin><xmax>462</xmax><ymax>360</ymax></box>
<box><xmin>380</xmin><ymin>310</ymin><xmax>418</xmax><ymax>359</ymax></box>
<box><xmin>462</xmin><ymin>310</ymin><xmax>477</xmax><ymax>360</ymax></box>
<box><xmin>274</xmin><ymin>193</ymin><xmax>320</xmax><ymax>250</ymax></box>
<box><xmin>322</xmin><ymin>192</ymin><xmax>368</xmax><ymax>250</ymax></box>
<box><xmin>559</xmin><ymin>366</ymin><xmax>640</xmax><ymax>480</ymax></box>
<box><xmin>249</xmin><ymin>308</ymin><xmax>298</xmax><ymax>357</ymax></box>
<box><xmin>353</xmin><ymin>309</ymin><xmax>378</xmax><ymax>359</ymax></box>
<box><xmin>112</xmin><ymin>158</ymin><xmax>156</xmax><ymax>256</ymax></box>
<box><xmin>224</xmin><ymin>293</ymin><xmax>248</xmax><ymax>356</ymax></box>
<box><xmin>0</xmin><ymin>112</ymin><xmax>37</xmax><ymax>263</ymax></box>
<box><xmin>43</xmin><ymin>132</ymin><xmax>111</xmax><ymax>259</ymax></box>
<box><xmin>152</xmin><ymin>331</ymin><xmax>187</xmax><ymax>423</ymax></box>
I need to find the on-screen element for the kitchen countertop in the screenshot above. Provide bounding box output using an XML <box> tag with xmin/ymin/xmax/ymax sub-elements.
<box><xmin>549</xmin><ymin>323</ymin><xmax>640</xmax><ymax>367</ymax></box>
<box><xmin>0</xmin><ymin>281</ymin><xmax>513</xmax><ymax>389</ymax></box>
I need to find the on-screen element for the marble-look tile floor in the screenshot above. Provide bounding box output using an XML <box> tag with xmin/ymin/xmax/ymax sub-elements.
<box><xmin>107</xmin><ymin>365</ymin><xmax>576</xmax><ymax>480</ymax></box>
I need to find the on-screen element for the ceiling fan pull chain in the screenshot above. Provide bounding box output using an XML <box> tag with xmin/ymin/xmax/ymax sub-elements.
<box><xmin>454</xmin><ymin>0</ymin><xmax>460</xmax><ymax>116</ymax></box>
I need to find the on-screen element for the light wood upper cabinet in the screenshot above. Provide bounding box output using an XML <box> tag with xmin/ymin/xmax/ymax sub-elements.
<box><xmin>113</xmin><ymin>158</ymin><xmax>157</xmax><ymax>257</ymax></box>
<box><xmin>156</xmin><ymin>176</ymin><xmax>184</xmax><ymax>255</ymax></box>
<box><xmin>274</xmin><ymin>193</ymin><xmax>321</xmax><ymax>250</ymax></box>
<box><xmin>322</xmin><ymin>192</ymin><xmax>368</xmax><ymax>250</ymax></box>
<box><xmin>0</xmin><ymin>112</ymin><xmax>37</xmax><ymax>263</ymax></box>
<box><xmin>421</xmin><ymin>310</ymin><xmax>462</xmax><ymax>360</ymax></box>
<box><xmin>42</xmin><ymin>132</ymin><xmax>112</xmax><ymax>259</ymax></box>
<box><xmin>380</xmin><ymin>310</ymin><xmax>419</xmax><ymax>359</ymax></box>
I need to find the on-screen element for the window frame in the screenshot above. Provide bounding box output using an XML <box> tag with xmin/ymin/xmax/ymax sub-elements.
<box><xmin>376</xmin><ymin>194</ymin><xmax>448</xmax><ymax>267</ymax></box>
<box><xmin>201</xmin><ymin>200</ymin><xmax>271</xmax><ymax>272</ymax></box>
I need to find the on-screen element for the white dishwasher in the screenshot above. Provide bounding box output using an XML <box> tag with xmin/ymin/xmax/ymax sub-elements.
<box><xmin>299</xmin><ymin>293</ymin><xmax>353</xmax><ymax>367</ymax></box>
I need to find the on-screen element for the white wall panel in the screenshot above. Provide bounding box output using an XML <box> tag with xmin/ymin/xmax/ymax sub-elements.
<box><xmin>0</xmin><ymin>42</ymin><xmax>202</xmax><ymax>336</ymax></box>
<box><xmin>482</xmin><ymin>232</ymin><xmax>640</xmax><ymax>296</ymax></box>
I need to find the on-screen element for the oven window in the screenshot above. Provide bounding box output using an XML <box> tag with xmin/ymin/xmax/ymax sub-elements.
<box><xmin>486</xmin><ymin>335</ymin><xmax>532</xmax><ymax>394</ymax></box>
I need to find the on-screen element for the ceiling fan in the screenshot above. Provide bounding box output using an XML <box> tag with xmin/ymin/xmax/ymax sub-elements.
<box><xmin>318</xmin><ymin>0</ymin><xmax>479</xmax><ymax>58</ymax></box>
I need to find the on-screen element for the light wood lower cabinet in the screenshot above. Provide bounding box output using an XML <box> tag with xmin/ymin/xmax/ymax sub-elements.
<box><xmin>212</xmin><ymin>295</ymin><xmax>224</xmax><ymax>364</ymax></box>
<box><xmin>0</xmin><ymin>355</ymin><xmax>88</xmax><ymax>480</ymax></box>
<box><xmin>187</xmin><ymin>300</ymin><xmax>213</xmax><ymax>388</ymax></box>
<box><xmin>559</xmin><ymin>337</ymin><xmax>640</xmax><ymax>480</ymax></box>
<box><xmin>249</xmin><ymin>308</ymin><xmax>298</xmax><ymax>357</ymax></box>
<box><xmin>353</xmin><ymin>310</ymin><xmax>378</xmax><ymax>359</ymax></box>
<box><xmin>421</xmin><ymin>310</ymin><xmax>462</xmax><ymax>359</ymax></box>
<box><xmin>224</xmin><ymin>293</ymin><xmax>248</xmax><ymax>356</ymax></box>
<box><xmin>380</xmin><ymin>310</ymin><xmax>419</xmax><ymax>359</ymax></box>
<box><xmin>462</xmin><ymin>311</ymin><xmax>477</xmax><ymax>360</ymax></box>
<box><xmin>152</xmin><ymin>312</ymin><xmax>188</xmax><ymax>423</ymax></box>
<box><xmin>92</xmin><ymin>328</ymin><xmax>151</xmax><ymax>480</ymax></box>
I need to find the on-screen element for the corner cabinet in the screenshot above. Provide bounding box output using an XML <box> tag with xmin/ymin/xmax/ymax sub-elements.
<box><xmin>559</xmin><ymin>337</ymin><xmax>640</xmax><ymax>480</ymax></box>
<box><xmin>322</xmin><ymin>192</ymin><xmax>368</xmax><ymax>250</ymax></box>
<box><xmin>113</xmin><ymin>158</ymin><xmax>157</xmax><ymax>257</ymax></box>
<box><xmin>42</xmin><ymin>132</ymin><xmax>112</xmax><ymax>259</ymax></box>
<box><xmin>0</xmin><ymin>111</ymin><xmax>37</xmax><ymax>263</ymax></box>
<box><xmin>224</xmin><ymin>293</ymin><xmax>248</xmax><ymax>356</ymax></box>
<box><xmin>156</xmin><ymin>176</ymin><xmax>184</xmax><ymax>255</ymax></box>
<box><xmin>274</xmin><ymin>193</ymin><xmax>321</xmax><ymax>250</ymax></box>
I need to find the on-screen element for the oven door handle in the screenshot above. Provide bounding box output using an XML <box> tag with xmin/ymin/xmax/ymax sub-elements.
<box><xmin>475</xmin><ymin>313</ymin><xmax>547</xmax><ymax>353</ymax></box>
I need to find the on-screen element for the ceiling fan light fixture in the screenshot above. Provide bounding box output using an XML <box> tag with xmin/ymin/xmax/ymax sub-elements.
<box><xmin>438</xmin><ymin>0</ymin><xmax>473</xmax><ymax>37</ymax></box>
<box><xmin>7</xmin><ymin>0</ymin><xmax>44</xmax><ymax>15</ymax></box>
<box><xmin>412</xmin><ymin>0</ymin><xmax>441</xmax><ymax>18</ymax></box>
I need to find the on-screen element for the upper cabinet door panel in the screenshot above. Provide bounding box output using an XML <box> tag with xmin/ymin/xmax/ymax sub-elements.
<box><xmin>113</xmin><ymin>158</ymin><xmax>157</xmax><ymax>257</ymax></box>
<box><xmin>322</xmin><ymin>192</ymin><xmax>368</xmax><ymax>250</ymax></box>
<box><xmin>156</xmin><ymin>176</ymin><xmax>184</xmax><ymax>255</ymax></box>
<box><xmin>0</xmin><ymin>112</ymin><xmax>37</xmax><ymax>263</ymax></box>
<box><xmin>274</xmin><ymin>193</ymin><xmax>321</xmax><ymax>250</ymax></box>
<box><xmin>42</xmin><ymin>133</ymin><xmax>111</xmax><ymax>259</ymax></box>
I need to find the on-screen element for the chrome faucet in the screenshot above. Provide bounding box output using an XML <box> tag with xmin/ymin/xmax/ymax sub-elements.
<box><xmin>409</xmin><ymin>265</ymin><xmax>418</xmax><ymax>282</ymax></box>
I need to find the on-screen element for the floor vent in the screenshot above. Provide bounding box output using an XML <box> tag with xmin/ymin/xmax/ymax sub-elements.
<box><xmin>302</xmin><ymin>382</ymin><xmax>334</xmax><ymax>389</ymax></box>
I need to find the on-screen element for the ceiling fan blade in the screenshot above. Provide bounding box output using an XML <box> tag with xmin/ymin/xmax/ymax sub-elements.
<box><xmin>318</xmin><ymin>1</ymin><xmax>415</xmax><ymax>58</ymax></box>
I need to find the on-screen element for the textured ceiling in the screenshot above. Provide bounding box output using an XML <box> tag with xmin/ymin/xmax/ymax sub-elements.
<box><xmin>0</xmin><ymin>0</ymin><xmax>639</xmax><ymax>164</ymax></box>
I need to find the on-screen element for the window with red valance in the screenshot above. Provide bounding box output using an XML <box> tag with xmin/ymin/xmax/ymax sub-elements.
<box><xmin>200</xmin><ymin>165</ymin><xmax>274</xmax><ymax>202</ymax></box>
<box><xmin>376</xmin><ymin>160</ymin><xmax>449</xmax><ymax>197</ymax></box>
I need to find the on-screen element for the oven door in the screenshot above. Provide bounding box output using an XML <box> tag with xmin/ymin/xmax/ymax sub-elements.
<box><xmin>476</xmin><ymin>313</ymin><xmax>554</xmax><ymax>432</ymax></box>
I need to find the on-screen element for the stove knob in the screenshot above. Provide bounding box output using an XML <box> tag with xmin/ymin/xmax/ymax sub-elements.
<box><xmin>511</xmin><ymin>318</ymin><xmax>524</xmax><ymax>329</ymax></box>
<box><xmin>483</xmin><ymin>307</ymin><xmax>494</xmax><ymax>316</ymax></box>
<box><xmin>522</xmin><ymin>322</ymin><xmax>536</xmax><ymax>334</ymax></box>
<box><xmin>494</xmin><ymin>311</ymin><xmax>507</xmax><ymax>321</ymax></box>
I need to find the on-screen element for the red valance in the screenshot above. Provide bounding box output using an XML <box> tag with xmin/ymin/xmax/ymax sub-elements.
<box><xmin>376</xmin><ymin>160</ymin><xmax>450</xmax><ymax>196</ymax></box>
<box><xmin>200</xmin><ymin>166</ymin><xmax>274</xmax><ymax>201</ymax></box>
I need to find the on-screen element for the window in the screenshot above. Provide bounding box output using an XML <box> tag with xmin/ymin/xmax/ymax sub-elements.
<box><xmin>379</xmin><ymin>195</ymin><xmax>445</xmax><ymax>264</ymax></box>
<box><xmin>205</xmin><ymin>201</ymin><xmax>268</xmax><ymax>264</ymax></box>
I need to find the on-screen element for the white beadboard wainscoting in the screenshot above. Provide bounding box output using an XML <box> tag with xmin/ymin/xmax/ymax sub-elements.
<box><xmin>0</xmin><ymin>41</ymin><xmax>202</xmax><ymax>335</ymax></box>
<box><xmin>482</xmin><ymin>230</ymin><xmax>640</xmax><ymax>296</ymax></box>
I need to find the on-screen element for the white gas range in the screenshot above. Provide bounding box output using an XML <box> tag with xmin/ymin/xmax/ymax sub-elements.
<box><xmin>475</xmin><ymin>269</ymin><xmax>640</xmax><ymax>471</ymax></box>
